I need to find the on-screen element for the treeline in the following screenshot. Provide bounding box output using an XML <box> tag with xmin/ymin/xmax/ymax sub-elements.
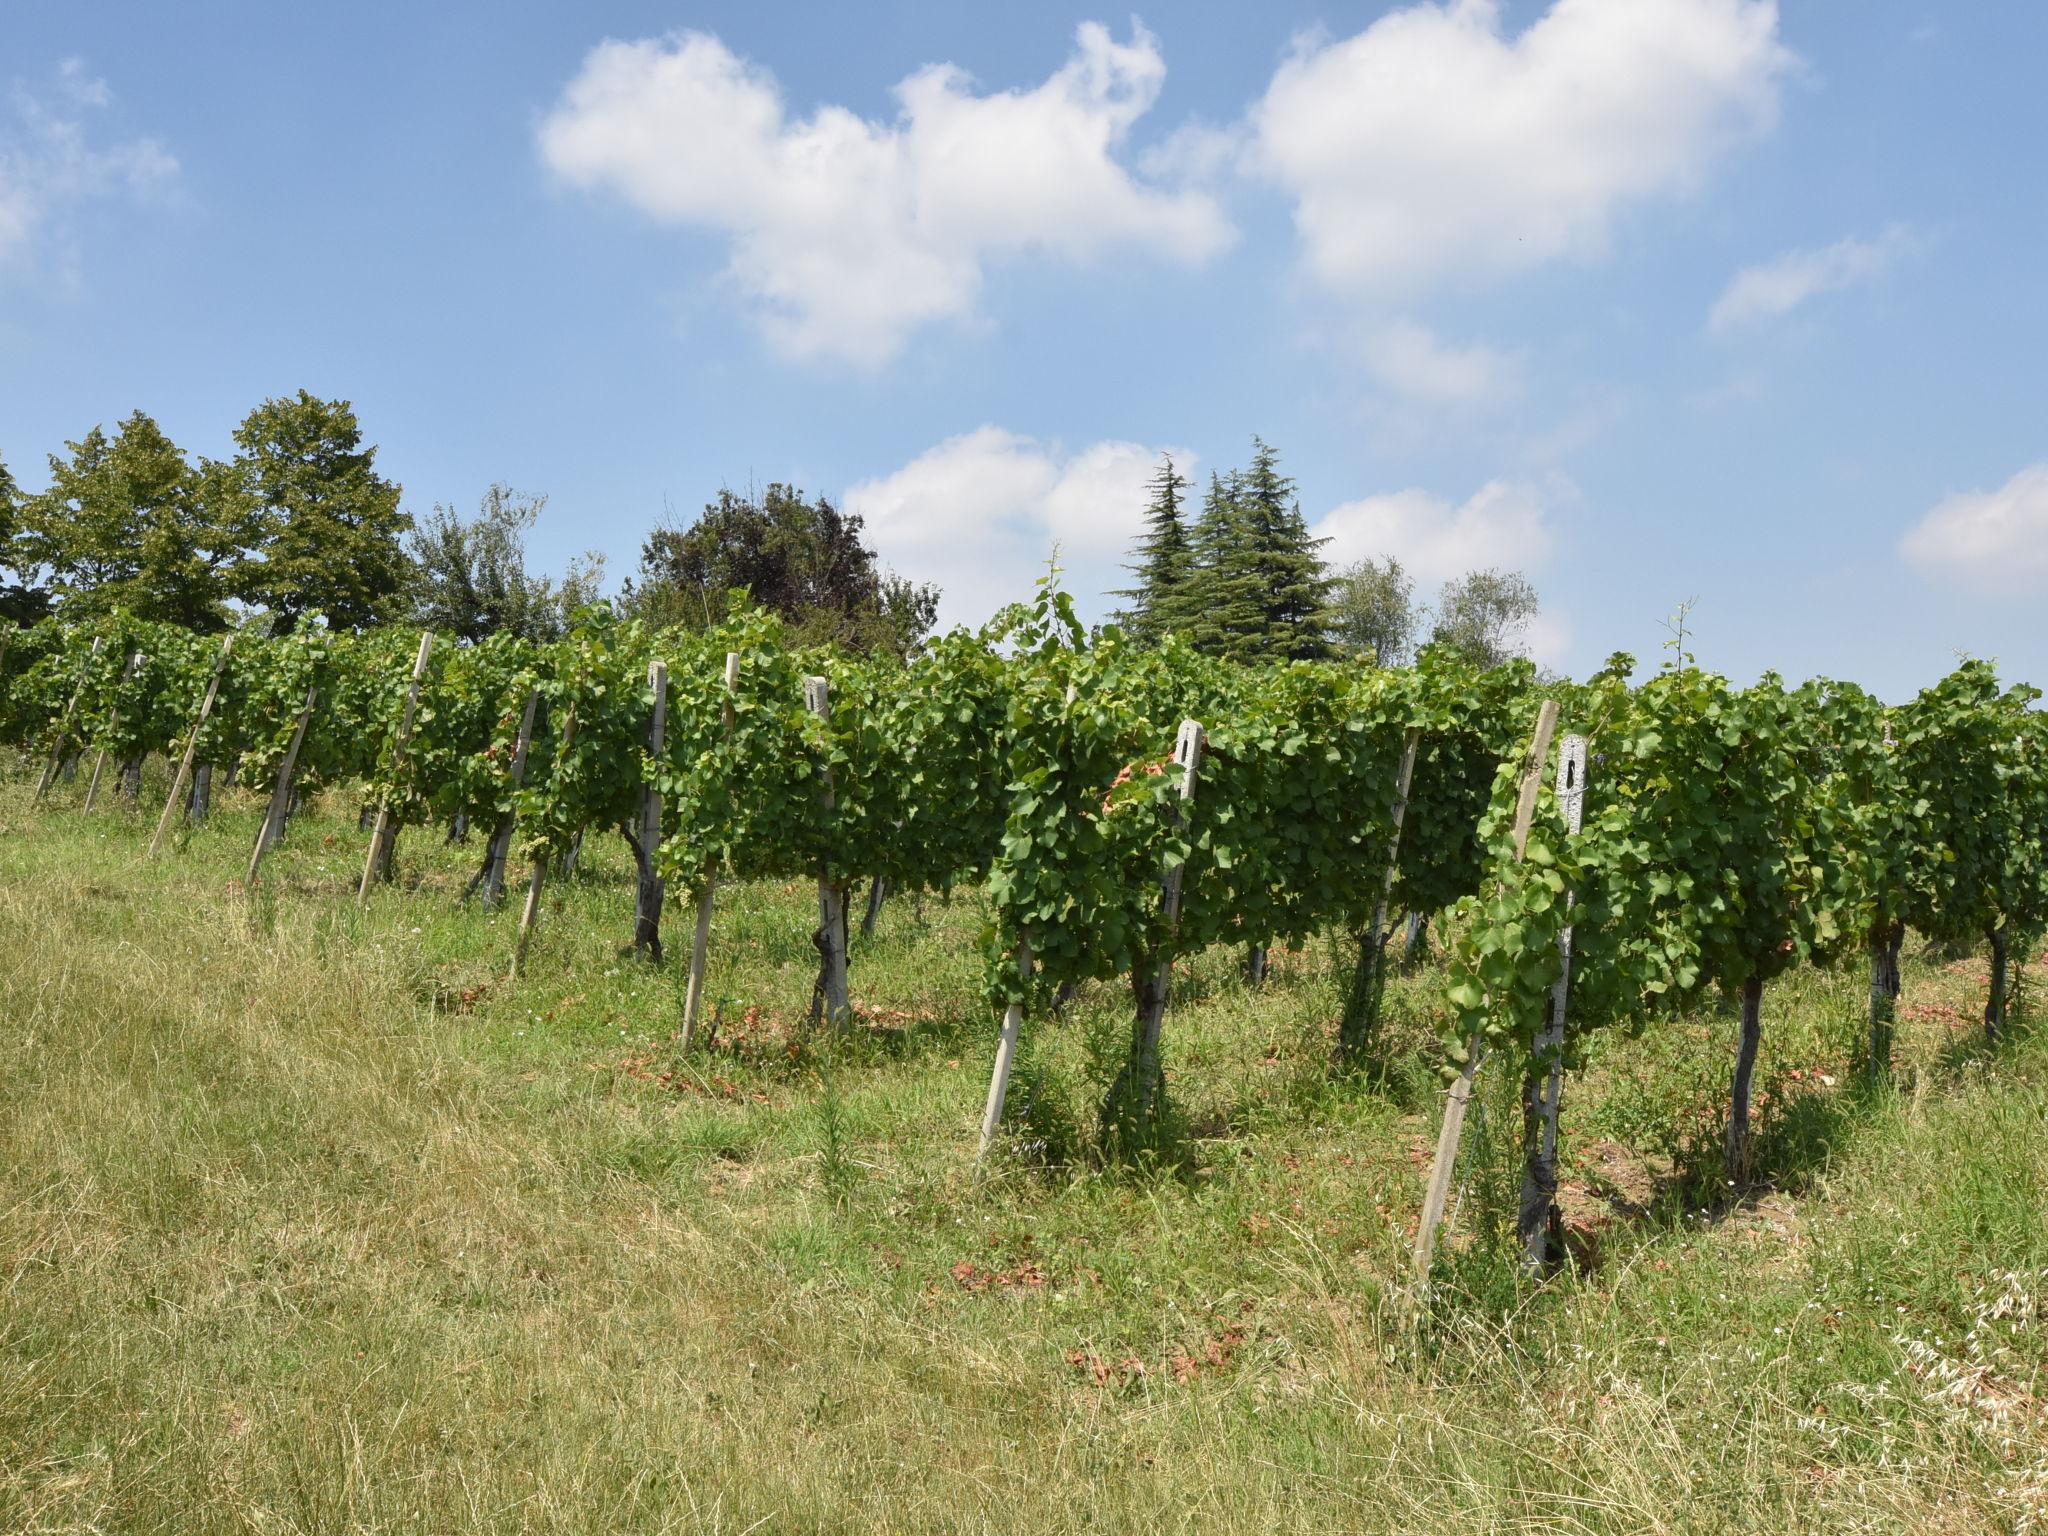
<box><xmin>0</xmin><ymin>398</ymin><xmax>935</xmax><ymax>655</ymax></box>
<box><xmin>1115</xmin><ymin>438</ymin><xmax>1543</xmax><ymax>670</ymax></box>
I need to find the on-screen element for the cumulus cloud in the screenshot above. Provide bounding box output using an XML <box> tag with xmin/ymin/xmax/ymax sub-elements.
<box><xmin>1898</xmin><ymin>465</ymin><xmax>2048</xmax><ymax>594</ymax></box>
<box><xmin>1310</xmin><ymin>479</ymin><xmax>1556</xmax><ymax>588</ymax></box>
<box><xmin>1248</xmin><ymin>0</ymin><xmax>1791</xmax><ymax>296</ymax></box>
<box><xmin>539</xmin><ymin>23</ymin><xmax>1230</xmax><ymax>367</ymax></box>
<box><xmin>1363</xmin><ymin>319</ymin><xmax>1521</xmax><ymax>406</ymax></box>
<box><xmin>1708</xmin><ymin>224</ymin><xmax>1913</xmax><ymax>332</ymax></box>
<box><xmin>843</xmin><ymin>427</ymin><xmax>1191</xmax><ymax>625</ymax></box>
<box><xmin>0</xmin><ymin>59</ymin><xmax>177</xmax><ymax>271</ymax></box>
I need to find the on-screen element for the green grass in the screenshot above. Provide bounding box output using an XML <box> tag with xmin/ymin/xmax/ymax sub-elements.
<box><xmin>2</xmin><ymin>767</ymin><xmax>2044</xmax><ymax>1533</ymax></box>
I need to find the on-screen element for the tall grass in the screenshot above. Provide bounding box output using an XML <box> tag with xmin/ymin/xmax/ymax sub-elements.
<box><xmin>1</xmin><ymin>773</ymin><xmax>2041</xmax><ymax>1532</ymax></box>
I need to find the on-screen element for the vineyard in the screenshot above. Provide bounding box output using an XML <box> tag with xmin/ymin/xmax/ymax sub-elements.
<box><xmin>5</xmin><ymin>590</ymin><xmax>2045</xmax><ymax>1271</ymax></box>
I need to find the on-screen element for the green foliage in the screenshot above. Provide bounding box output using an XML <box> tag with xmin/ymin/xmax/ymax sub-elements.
<box><xmin>1112</xmin><ymin>456</ymin><xmax>1194</xmax><ymax>647</ymax></box>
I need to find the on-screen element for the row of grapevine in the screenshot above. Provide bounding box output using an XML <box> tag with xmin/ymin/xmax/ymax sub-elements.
<box><xmin>5</xmin><ymin>605</ymin><xmax>2043</xmax><ymax>1257</ymax></box>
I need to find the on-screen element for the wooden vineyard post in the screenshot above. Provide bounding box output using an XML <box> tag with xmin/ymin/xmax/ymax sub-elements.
<box><xmin>680</xmin><ymin>653</ymin><xmax>739</xmax><ymax>1052</ymax></box>
<box><xmin>357</xmin><ymin>633</ymin><xmax>435</xmax><ymax>903</ymax></box>
<box><xmin>975</xmin><ymin>933</ymin><xmax>1035</xmax><ymax>1168</ymax></box>
<box><xmin>149</xmin><ymin>634</ymin><xmax>234</xmax><ymax>856</ymax></box>
<box><xmin>630</xmin><ymin>659</ymin><xmax>668</xmax><ymax>959</ymax></box>
<box><xmin>511</xmin><ymin>701</ymin><xmax>575</xmax><ymax>981</ymax></box>
<box><xmin>245</xmin><ymin>685</ymin><xmax>319</xmax><ymax>887</ymax></box>
<box><xmin>474</xmin><ymin>688</ymin><xmax>540</xmax><ymax>909</ymax></box>
<box><xmin>1517</xmin><ymin>733</ymin><xmax>1587</xmax><ymax>1275</ymax></box>
<box><xmin>805</xmin><ymin>674</ymin><xmax>850</xmax><ymax>1030</ymax></box>
<box><xmin>1410</xmin><ymin>698</ymin><xmax>1559</xmax><ymax>1302</ymax></box>
<box><xmin>1339</xmin><ymin>726</ymin><xmax>1423</xmax><ymax>1063</ymax></box>
<box><xmin>1104</xmin><ymin>719</ymin><xmax>1205</xmax><ymax>1147</ymax></box>
<box><xmin>83</xmin><ymin>651</ymin><xmax>145</xmax><ymax>813</ymax></box>
<box><xmin>35</xmin><ymin>636</ymin><xmax>105</xmax><ymax>802</ymax></box>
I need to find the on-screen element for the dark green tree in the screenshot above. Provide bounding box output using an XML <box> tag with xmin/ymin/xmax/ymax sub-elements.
<box><xmin>407</xmin><ymin>484</ymin><xmax>603</xmax><ymax>643</ymax></box>
<box><xmin>232</xmin><ymin>391</ymin><xmax>412</xmax><ymax>630</ymax></box>
<box><xmin>1113</xmin><ymin>456</ymin><xmax>1193</xmax><ymax>645</ymax></box>
<box><xmin>0</xmin><ymin>452</ymin><xmax>47</xmax><ymax>625</ymax></box>
<box><xmin>1180</xmin><ymin>440</ymin><xmax>1331</xmax><ymax>663</ymax></box>
<box><xmin>623</xmin><ymin>483</ymin><xmax>938</xmax><ymax>656</ymax></box>
<box><xmin>16</xmin><ymin>411</ymin><xmax>244</xmax><ymax>630</ymax></box>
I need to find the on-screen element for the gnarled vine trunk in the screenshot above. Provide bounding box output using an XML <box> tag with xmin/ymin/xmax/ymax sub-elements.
<box><xmin>1985</xmin><ymin>924</ymin><xmax>2009</xmax><ymax>1044</ymax></box>
<box><xmin>188</xmin><ymin>762</ymin><xmax>212</xmax><ymax>822</ymax></box>
<box><xmin>1867</xmin><ymin>918</ymin><xmax>1903</xmax><ymax>1078</ymax></box>
<box><xmin>624</xmin><ymin>827</ymin><xmax>664</xmax><ymax>962</ymax></box>
<box><xmin>1724</xmin><ymin>973</ymin><xmax>1765</xmax><ymax>1185</ymax></box>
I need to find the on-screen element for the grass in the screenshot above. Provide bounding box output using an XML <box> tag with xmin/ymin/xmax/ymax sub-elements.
<box><xmin>2</xmin><ymin>766</ymin><xmax>2044</xmax><ymax>1533</ymax></box>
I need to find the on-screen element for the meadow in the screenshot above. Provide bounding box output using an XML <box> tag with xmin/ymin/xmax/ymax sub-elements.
<box><xmin>1</xmin><ymin>769</ymin><xmax>2043</xmax><ymax>1534</ymax></box>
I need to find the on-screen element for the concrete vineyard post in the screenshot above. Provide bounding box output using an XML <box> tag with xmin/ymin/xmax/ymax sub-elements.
<box><xmin>83</xmin><ymin>650</ymin><xmax>145</xmax><ymax>813</ymax></box>
<box><xmin>357</xmin><ymin>633</ymin><xmax>435</xmax><ymax>903</ymax></box>
<box><xmin>36</xmin><ymin>636</ymin><xmax>105</xmax><ymax>802</ymax></box>
<box><xmin>1411</xmin><ymin>698</ymin><xmax>1559</xmax><ymax>1302</ymax></box>
<box><xmin>975</xmin><ymin>932</ymin><xmax>1035</xmax><ymax>1168</ymax></box>
<box><xmin>1518</xmin><ymin>732</ymin><xmax>1586</xmax><ymax>1275</ymax></box>
<box><xmin>680</xmin><ymin>653</ymin><xmax>738</xmax><ymax>1052</ymax></box>
<box><xmin>805</xmin><ymin>674</ymin><xmax>850</xmax><ymax>1030</ymax></box>
<box><xmin>245</xmin><ymin>685</ymin><xmax>319</xmax><ymax>887</ymax></box>
<box><xmin>150</xmin><ymin>634</ymin><xmax>234</xmax><ymax>857</ymax></box>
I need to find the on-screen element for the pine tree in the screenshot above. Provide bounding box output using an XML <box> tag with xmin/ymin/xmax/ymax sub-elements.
<box><xmin>1113</xmin><ymin>456</ymin><xmax>1193</xmax><ymax>645</ymax></box>
<box><xmin>1178</xmin><ymin>440</ymin><xmax>1332</xmax><ymax>664</ymax></box>
<box><xmin>1180</xmin><ymin>469</ymin><xmax>1263</xmax><ymax>659</ymax></box>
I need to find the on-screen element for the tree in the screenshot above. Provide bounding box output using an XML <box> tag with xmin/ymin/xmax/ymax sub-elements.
<box><xmin>1178</xmin><ymin>440</ymin><xmax>1331</xmax><ymax>664</ymax></box>
<box><xmin>1113</xmin><ymin>457</ymin><xmax>1193</xmax><ymax>645</ymax></box>
<box><xmin>623</xmin><ymin>483</ymin><xmax>938</xmax><ymax>656</ymax></box>
<box><xmin>15</xmin><ymin>411</ymin><xmax>245</xmax><ymax>630</ymax></box>
<box><xmin>232</xmin><ymin>391</ymin><xmax>412</xmax><ymax>630</ymax></box>
<box><xmin>408</xmin><ymin>484</ymin><xmax>603</xmax><ymax>643</ymax></box>
<box><xmin>1432</xmin><ymin>568</ymin><xmax>1540</xmax><ymax>668</ymax></box>
<box><xmin>0</xmin><ymin>452</ymin><xmax>47</xmax><ymax>626</ymax></box>
<box><xmin>1330</xmin><ymin>556</ymin><xmax>1416</xmax><ymax>665</ymax></box>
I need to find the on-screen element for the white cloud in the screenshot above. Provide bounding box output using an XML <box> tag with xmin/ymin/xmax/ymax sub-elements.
<box><xmin>844</xmin><ymin>427</ymin><xmax>1191</xmax><ymax>625</ymax></box>
<box><xmin>1248</xmin><ymin>0</ymin><xmax>1791</xmax><ymax>296</ymax></box>
<box><xmin>1310</xmin><ymin>479</ymin><xmax>1556</xmax><ymax>588</ymax></box>
<box><xmin>538</xmin><ymin>23</ymin><xmax>1231</xmax><ymax>367</ymax></box>
<box><xmin>0</xmin><ymin>61</ymin><xmax>176</xmax><ymax>271</ymax></box>
<box><xmin>1364</xmin><ymin>319</ymin><xmax>1521</xmax><ymax>406</ymax></box>
<box><xmin>1898</xmin><ymin>465</ymin><xmax>2048</xmax><ymax>594</ymax></box>
<box><xmin>1708</xmin><ymin>224</ymin><xmax>1913</xmax><ymax>332</ymax></box>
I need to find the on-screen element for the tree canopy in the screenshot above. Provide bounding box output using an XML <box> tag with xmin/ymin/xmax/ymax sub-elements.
<box><xmin>407</xmin><ymin>484</ymin><xmax>604</xmax><ymax>643</ymax></box>
<box><xmin>623</xmin><ymin>483</ymin><xmax>938</xmax><ymax>656</ymax></box>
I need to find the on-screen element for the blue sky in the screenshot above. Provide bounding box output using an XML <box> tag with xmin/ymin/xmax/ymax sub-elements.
<box><xmin>2</xmin><ymin>0</ymin><xmax>2043</xmax><ymax>697</ymax></box>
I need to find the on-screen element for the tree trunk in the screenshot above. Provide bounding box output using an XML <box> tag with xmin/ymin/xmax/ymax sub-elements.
<box><xmin>1517</xmin><ymin>994</ymin><xmax>1566</xmax><ymax>1274</ymax></box>
<box><xmin>59</xmin><ymin>751</ymin><xmax>81</xmax><ymax>783</ymax></box>
<box><xmin>445</xmin><ymin>812</ymin><xmax>469</xmax><ymax>845</ymax></box>
<box><xmin>1986</xmin><ymin>924</ymin><xmax>2009</xmax><ymax>1045</ymax></box>
<box><xmin>625</xmin><ymin>828</ymin><xmax>664</xmax><ymax>962</ymax></box>
<box><xmin>1103</xmin><ymin>954</ymin><xmax>1171</xmax><ymax>1153</ymax></box>
<box><xmin>188</xmin><ymin>762</ymin><xmax>213</xmax><ymax>822</ymax></box>
<box><xmin>1246</xmin><ymin>945</ymin><xmax>1269</xmax><ymax>988</ymax></box>
<box><xmin>811</xmin><ymin>880</ymin><xmax>850</xmax><ymax>1029</ymax></box>
<box><xmin>861</xmin><ymin>876</ymin><xmax>886</xmax><ymax>938</ymax></box>
<box><xmin>560</xmin><ymin>829</ymin><xmax>583</xmax><ymax>879</ymax></box>
<box><xmin>118</xmin><ymin>756</ymin><xmax>143</xmax><ymax>805</ymax></box>
<box><xmin>371</xmin><ymin>826</ymin><xmax>400</xmax><ymax>886</ymax></box>
<box><xmin>1338</xmin><ymin>925</ymin><xmax>1391</xmax><ymax>1064</ymax></box>
<box><xmin>358</xmin><ymin>803</ymin><xmax>376</xmax><ymax>833</ymax></box>
<box><xmin>1403</xmin><ymin>909</ymin><xmax>1430</xmax><ymax>969</ymax></box>
<box><xmin>1868</xmin><ymin>919</ymin><xmax>1902</xmax><ymax>1078</ymax></box>
<box><xmin>1724</xmin><ymin>973</ymin><xmax>1765</xmax><ymax>1185</ymax></box>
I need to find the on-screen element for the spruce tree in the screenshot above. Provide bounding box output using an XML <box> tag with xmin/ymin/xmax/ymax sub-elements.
<box><xmin>1113</xmin><ymin>456</ymin><xmax>1192</xmax><ymax>645</ymax></box>
<box><xmin>1181</xmin><ymin>469</ymin><xmax>1263</xmax><ymax>659</ymax></box>
<box><xmin>1179</xmin><ymin>440</ymin><xmax>1333</xmax><ymax>664</ymax></box>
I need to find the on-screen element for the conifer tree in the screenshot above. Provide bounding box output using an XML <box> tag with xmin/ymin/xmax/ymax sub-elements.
<box><xmin>1113</xmin><ymin>456</ymin><xmax>1193</xmax><ymax>645</ymax></box>
<box><xmin>1178</xmin><ymin>439</ymin><xmax>1332</xmax><ymax>663</ymax></box>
